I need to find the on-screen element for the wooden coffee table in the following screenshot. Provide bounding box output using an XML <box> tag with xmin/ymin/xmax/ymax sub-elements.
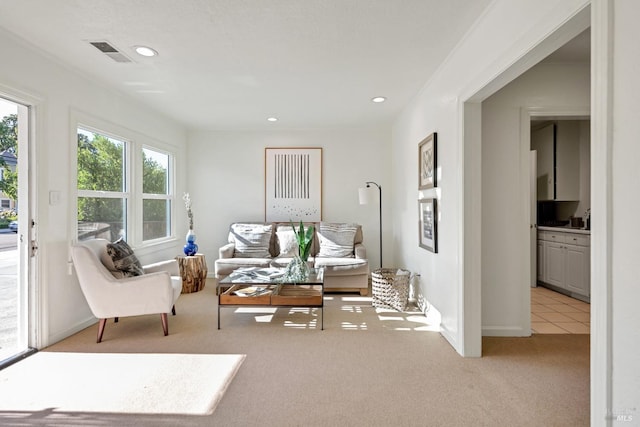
<box><xmin>217</xmin><ymin>267</ymin><xmax>324</xmax><ymax>330</ymax></box>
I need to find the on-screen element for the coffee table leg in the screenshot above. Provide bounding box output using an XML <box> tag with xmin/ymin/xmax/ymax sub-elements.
<box><xmin>218</xmin><ymin>304</ymin><xmax>221</xmax><ymax>329</ymax></box>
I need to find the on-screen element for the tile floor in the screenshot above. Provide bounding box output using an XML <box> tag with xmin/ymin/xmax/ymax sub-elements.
<box><xmin>531</xmin><ymin>286</ymin><xmax>590</xmax><ymax>334</ymax></box>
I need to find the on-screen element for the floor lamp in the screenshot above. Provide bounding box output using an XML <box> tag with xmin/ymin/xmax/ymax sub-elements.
<box><xmin>359</xmin><ymin>181</ymin><xmax>382</xmax><ymax>269</ymax></box>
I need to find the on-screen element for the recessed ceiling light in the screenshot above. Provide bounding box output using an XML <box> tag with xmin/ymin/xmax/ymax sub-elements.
<box><xmin>134</xmin><ymin>46</ymin><xmax>158</xmax><ymax>57</ymax></box>
<box><xmin>267</xmin><ymin>117</ymin><xmax>278</xmax><ymax>122</ymax></box>
<box><xmin>371</xmin><ymin>96</ymin><xmax>386</xmax><ymax>103</ymax></box>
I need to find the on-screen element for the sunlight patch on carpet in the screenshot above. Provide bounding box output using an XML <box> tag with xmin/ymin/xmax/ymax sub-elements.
<box><xmin>0</xmin><ymin>352</ymin><xmax>245</xmax><ymax>415</ymax></box>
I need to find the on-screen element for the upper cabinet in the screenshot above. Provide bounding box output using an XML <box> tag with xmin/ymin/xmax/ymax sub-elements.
<box><xmin>531</xmin><ymin>121</ymin><xmax>581</xmax><ymax>201</ymax></box>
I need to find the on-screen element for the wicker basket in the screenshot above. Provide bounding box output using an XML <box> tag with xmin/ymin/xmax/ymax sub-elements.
<box><xmin>371</xmin><ymin>268</ymin><xmax>410</xmax><ymax>311</ymax></box>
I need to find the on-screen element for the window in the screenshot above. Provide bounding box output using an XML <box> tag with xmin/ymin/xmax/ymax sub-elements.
<box><xmin>76</xmin><ymin>124</ymin><xmax>175</xmax><ymax>245</ymax></box>
<box><xmin>77</xmin><ymin>128</ymin><xmax>128</xmax><ymax>241</ymax></box>
<box><xmin>142</xmin><ymin>147</ymin><xmax>171</xmax><ymax>241</ymax></box>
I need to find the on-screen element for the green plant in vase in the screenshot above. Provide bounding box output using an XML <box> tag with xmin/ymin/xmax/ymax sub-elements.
<box><xmin>282</xmin><ymin>221</ymin><xmax>314</xmax><ymax>282</ymax></box>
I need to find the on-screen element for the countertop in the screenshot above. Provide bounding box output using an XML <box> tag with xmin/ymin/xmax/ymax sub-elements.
<box><xmin>538</xmin><ymin>225</ymin><xmax>591</xmax><ymax>235</ymax></box>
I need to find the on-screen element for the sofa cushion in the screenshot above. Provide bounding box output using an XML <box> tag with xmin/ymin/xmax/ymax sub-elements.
<box><xmin>314</xmin><ymin>257</ymin><xmax>369</xmax><ymax>276</ymax></box>
<box><xmin>317</xmin><ymin>223</ymin><xmax>358</xmax><ymax>258</ymax></box>
<box><xmin>230</xmin><ymin>223</ymin><xmax>273</xmax><ymax>258</ymax></box>
<box><xmin>276</xmin><ymin>226</ymin><xmax>299</xmax><ymax>257</ymax></box>
<box><xmin>106</xmin><ymin>238</ymin><xmax>144</xmax><ymax>277</ymax></box>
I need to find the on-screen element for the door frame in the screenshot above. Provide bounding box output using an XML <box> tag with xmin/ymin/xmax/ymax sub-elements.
<box><xmin>0</xmin><ymin>84</ymin><xmax>42</xmax><ymax>354</ymax></box>
<box><xmin>520</xmin><ymin>107</ymin><xmax>590</xmax><ymax>296</ymax></box>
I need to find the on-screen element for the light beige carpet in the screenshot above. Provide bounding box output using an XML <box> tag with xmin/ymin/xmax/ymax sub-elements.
<box><xmin>0</xmin><ymin>280</ymin><xmax>589</xmax><ymax>426</ymax></box>
<box><xmin>0</xmin><ymin>351</ymin><xmax>244</xmax><ymax>415</ymax></box>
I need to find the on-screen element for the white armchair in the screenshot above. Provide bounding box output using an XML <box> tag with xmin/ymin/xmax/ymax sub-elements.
<box><xmin>71</xmin><ymin>238</ymin><xmax>182</xmax><ymax>343</ymax></box>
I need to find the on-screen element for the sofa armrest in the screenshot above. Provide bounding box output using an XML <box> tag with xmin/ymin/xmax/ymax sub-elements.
<box><xmin>219</xmin><ymin>243</ymin><xmax>235</xmax><ymax>259</ymax></box>
<box><xmin>354</xmin><ymin>243</ymin><xmax>366</xmax><ymax>259</ymax></box>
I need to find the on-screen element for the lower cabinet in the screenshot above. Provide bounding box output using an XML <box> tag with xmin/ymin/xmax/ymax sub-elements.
<box><xmin>544</xmin><ymin>241</ymin><xmax>565</xmax><ymax>288</ymax></box>
<box><xmin>538</xmin><ymin>230</ymin><xmax>590</xmax><ymax>299</ymax></box>
<box><xmin>565</xmin><ymin>244</ymin><xmax>590</xmax><ymax>296</ymax></box>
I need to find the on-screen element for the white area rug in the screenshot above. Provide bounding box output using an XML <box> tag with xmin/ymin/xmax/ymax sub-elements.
<box><xmin>0</xmin><ymin>352</ymin><xmax>245</xmax><ymax>415</ymax></box>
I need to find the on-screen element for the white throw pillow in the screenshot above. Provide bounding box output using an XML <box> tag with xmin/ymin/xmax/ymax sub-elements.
<box><xmin>317</xmin><ymin>223</ymin><xmax>358</xmax><ymax>258</ymax></box>
<box><xmin>231</xmin><ymin>223</ymin><xmax>273</xmax><ymax>258</ymax></box>
<box><xmin>276</xmin><ymin>226</ymin><xmax>299</xmax><ymax>257</ymax></box>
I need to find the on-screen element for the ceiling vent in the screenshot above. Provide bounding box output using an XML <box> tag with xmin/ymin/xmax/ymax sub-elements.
<box><xmin>89</xmin><ymin>41</ymin><xmax>133</xmax><ymax>63</ymax></box>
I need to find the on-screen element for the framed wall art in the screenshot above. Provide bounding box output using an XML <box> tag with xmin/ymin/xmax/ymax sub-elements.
<box><xmin>265</xmin><ymin>147</ymin><xmax>322</xmax><ymax>222</ymax></box>
<box><xmin>418</xmin><ymin>132</ymin><xmax>437</xmax><ymax>190</ymax></box>
<box><xmin>418</xmin><ymin>198</ymin><xmax>437</xmax><ymax>253</ymax></box>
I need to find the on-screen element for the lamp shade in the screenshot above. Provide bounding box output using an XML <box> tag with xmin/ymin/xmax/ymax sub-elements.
<box><xmin>358</xmin><ymin>187</ymin><xmax>372</xmax><ymax>205</ymax></box>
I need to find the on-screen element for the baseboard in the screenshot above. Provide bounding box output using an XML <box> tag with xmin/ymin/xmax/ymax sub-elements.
<box><xmin>48</xmin><ymin>317</ymin><xmax>97</xmax><ymax>347</ymax></box>
<box><xmin>439</xmin><ymin>323</ymin><xmax>459</xmax><ymax>353</ymax></box>
<box><xmin>481</xmin><ymin>326</ymin><xmax>531</xmax><ymax>337</ymax></box>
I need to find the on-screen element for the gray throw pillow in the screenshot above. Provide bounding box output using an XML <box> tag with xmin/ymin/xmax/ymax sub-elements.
<box><xmin>231</xmin><ymin>223</ymin><xmax>273</xmax><ymax>258</ymax></box>
<box><xmin>317</xmin><ymin>223</ymin><xmax>358</xmax><ymax>258</ymax></box>
<box><xmin>106</xmin><ymin>238</ymin><xmax>144</xmax><ymax>277</ymax></box>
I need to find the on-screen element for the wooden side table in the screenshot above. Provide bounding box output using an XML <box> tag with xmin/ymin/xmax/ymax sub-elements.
<box><xmin>175</xmin><ymin>253</ymin><xmax>208</xmax><ymax>293</ymax></box>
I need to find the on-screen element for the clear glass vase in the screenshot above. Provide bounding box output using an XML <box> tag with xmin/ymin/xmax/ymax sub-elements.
<box><xmin>283</xmin><ymin>255</ymin><xmax>310</xmax><ymax>282</ymax></box>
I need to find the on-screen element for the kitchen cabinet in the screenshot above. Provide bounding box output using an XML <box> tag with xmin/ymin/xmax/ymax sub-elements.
<box><xmin>537</xmin><ymin>229</ymin><xmax>590</xmax><ymax>300</ymax></box>
<box><xmin>531</xmin><ymin>122</ymin><xmax>580</xmax><ymax>201</ymax></box>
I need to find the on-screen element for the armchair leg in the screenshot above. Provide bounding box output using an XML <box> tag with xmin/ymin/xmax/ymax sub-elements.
<box><xmin>172</xmin><ymin>305</ymin><xmax>176</xmax><ymax>316</ymax></box>
<box><xmin>161</xmin><ymin>313</ymin><xmax>169</xmax><ymax>336</ymax></box>
<box><xmin>97</xmin><ymin>318</ymin><xmax>107</xmax><ymax>343</ymax></box>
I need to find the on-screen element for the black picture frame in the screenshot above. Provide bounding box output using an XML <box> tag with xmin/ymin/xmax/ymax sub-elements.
<box><xmin>418</xmin><ymin>198</ymin><xmax>437</xmax><ymax>253</ymax></box>
<box><xmin>418</xmin><ymin>132</ymin><xmax>437</xmax><ymax>190</ymax></box>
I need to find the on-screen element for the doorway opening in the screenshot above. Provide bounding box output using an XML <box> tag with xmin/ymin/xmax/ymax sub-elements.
<box><xmin>530</xmin><ymin>116</ymin><xmax>591</xmax><ymax>334</ymax></box>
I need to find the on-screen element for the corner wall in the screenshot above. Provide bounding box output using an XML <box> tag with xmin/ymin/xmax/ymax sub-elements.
<box><xmin>391</xmin><ymin>0</ymin><xmax>590</xmax><ymax>354</ymax></box>
<box><xmin>610</xmin><ymin>0</ymin><xmax>640</xmax><ymax>419</ymax></box>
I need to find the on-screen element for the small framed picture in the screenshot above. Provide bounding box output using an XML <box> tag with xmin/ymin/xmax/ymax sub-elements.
<box><xmin>418</xmin><ymin>198</ymin><xmax>437</xmax><ymax>253</ymax></box>
<box><xmin>418</xmin><ymin>132</ymin><xmax>437</xmax><ymax>190</ymax></box>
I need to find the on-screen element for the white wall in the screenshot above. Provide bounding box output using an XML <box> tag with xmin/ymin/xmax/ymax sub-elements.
<box><xmin>611</xmin><ymin>0</ymin><xmax>640</xmax><ymax>418</ymax></box>
<box><xmin>391</xmin><ymin>0</ymin><xmax>590</xmax><ymax>354</ymax></box>
<box><xmin>0</xmin><ymin>29</ymin><xmax>188</xmax><ymax>346</ymax></box>
<box><xmin>480</xmin><ymin>62</ymin><xmax>590</xmax><ymax>336</ymax></box>
<box><xmin>186</xmin><ymin>128</ymin><xmax>390</xmax><ymax>271</ymax></box>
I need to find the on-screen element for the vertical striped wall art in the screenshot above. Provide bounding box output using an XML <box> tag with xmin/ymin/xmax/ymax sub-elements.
<box><xmin>265</xmin><ymin>147</ymin><xmax>322</xmax><ymax>222</ymax></box>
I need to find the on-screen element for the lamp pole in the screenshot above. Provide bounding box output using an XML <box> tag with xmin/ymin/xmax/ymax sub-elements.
<box><xmin>366</xmin><ymin>181</ymin><xmax>382</xmax><ymax>269</ymax></box>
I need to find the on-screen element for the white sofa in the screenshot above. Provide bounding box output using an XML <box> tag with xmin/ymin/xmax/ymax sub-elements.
<box><xmin>214</xmin><ymin>222</ymin><xmax>369</xmax><ymax>295</ymax></box>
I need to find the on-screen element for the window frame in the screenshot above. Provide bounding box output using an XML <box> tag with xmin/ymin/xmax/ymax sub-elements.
<box><xmin>76</xmin><ymin>125</ymin><xmax>131</xmax><ymax>241</ymax></box>
<box><xmin>73</xmin><ymin>115</ymin><xmax>177</xmax><ymax>249</ymax></box>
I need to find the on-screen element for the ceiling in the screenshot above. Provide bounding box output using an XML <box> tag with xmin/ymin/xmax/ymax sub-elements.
<box><xmin>0</xmin><ymin>1</ymin><xmax>588</xmax><ymax>131</ymax></box>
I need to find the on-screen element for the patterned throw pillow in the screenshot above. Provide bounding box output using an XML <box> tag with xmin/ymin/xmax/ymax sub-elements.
<box><xmin>317</xmin><ymin>223</ymin><xmax>358</xmax><ymax>258</ymax></box>
<box><xmin>276</xmin><ymin>226</ymin><xmax>299</xmax><ymax>257</ymax></box>
<box><xmin>106</xmin><ymin>238</ymin><xmax>144</xmax><ymax>277</ymax></box>
<box><xmin>231</xmin><ymin>223</ymin><xmax>273</xmax><ymax>258</ymax></box>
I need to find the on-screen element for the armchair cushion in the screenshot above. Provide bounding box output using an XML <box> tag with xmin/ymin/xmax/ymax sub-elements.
<box><xmin>317</xmin><ymin>222</ymin><xmax>358</xmax><ymax>258</ymax></box>
<box><xmin>106</xmin><ymin>238</ymin><xmax>144</xmax><ymax>277</ymax></box>
<box><xmin>230</xmin><ymin>223</ymin><xmax>273</xmax><ymax>258</ymax></box>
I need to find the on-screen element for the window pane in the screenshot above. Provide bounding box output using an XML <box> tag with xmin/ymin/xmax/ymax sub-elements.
<box><xmin>77</xmin><ymin>197</ymin><xmax>125</xmax><ymax>241</ymax></box>
<box><xmin>77</xmin><ymin>129</ymin><xmax>125</xmax><ymax>192</ymax></box>
<box><xmin>143</xmin><ymin>199</ymin><xmax>170</xmax><ymax>241</ymax></box>
<box><xmin>143</xmin><ymin>148</ymin><xmax>168</xmax><ymax>194</ymax></box>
